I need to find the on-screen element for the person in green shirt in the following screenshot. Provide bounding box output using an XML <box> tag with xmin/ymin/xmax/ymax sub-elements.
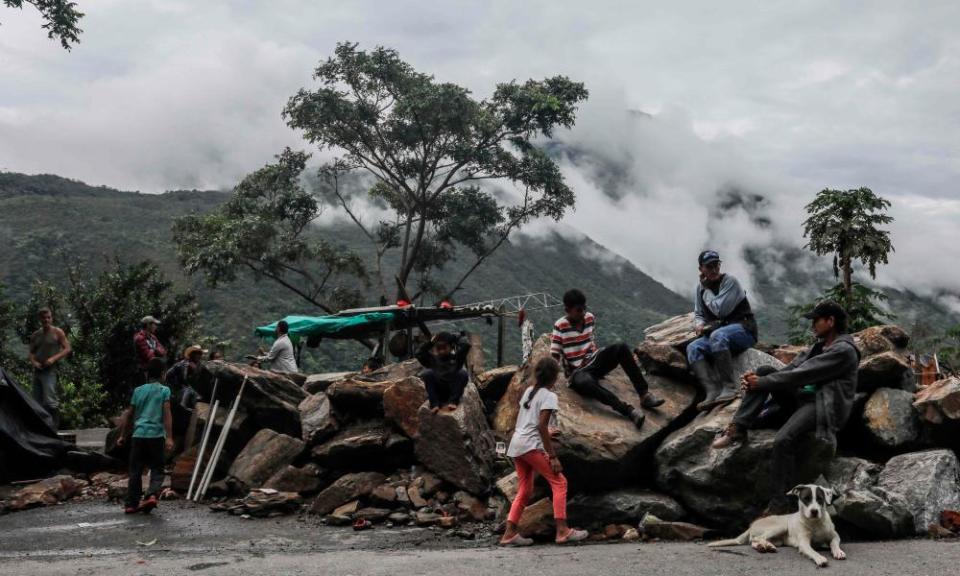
<box><xmin>117</xmin><ymin>357</ymin><xmax>173</xmax><ymax>514</ymax></box>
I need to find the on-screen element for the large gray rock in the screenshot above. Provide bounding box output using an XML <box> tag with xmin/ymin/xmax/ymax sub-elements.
<box><xmin>264</xmin><ymin>463</ymin><xmax>324</xmax><ymax>494</ymax></box>
<box><xmin>634</xmin><ymin>341</ymin><xmax>689</xmax><ymax>379</ymax></box>
<box><xmin>310</xmin><ymin>421</ymin><xmax>413</xmax><ymax>471</ymax></box>
<box><xmin>298</xmin><ymin>393</ymin><xmax>338</xmax><ymax>446</ymax></box>
<box><xmin>192</xmin><ymin>401</ymin><xmax>254</xmax><ymax>458</ymax></box>
<box><xmin>415</xmin><ymin>384</ymin><xmax>496</xmax><ymax>494</ymax></box>
<box><xmin>877</xmin><ymin>449</ymin><xmax>960</xmax><ymax>533</ymax></box>
<box><xmin>382</xmin><ymin>377</ymin><xmax>428</xmax><ymax>438</ymax></box>
<box><xmin>325</xmin><ymin>378</ymin><xmax>392</xmax><ymax>416</ymax></box>
<box><xmin>304</xmin><ymin>372</ymin><xmax>356</xmax><ymax>394</ymax></box>
<box><xmin>823</xmin><ymin>456</ymin><xmax>882</xmax><ymax>494</ymax></box>
<box><xmin>853</xmin><ymin>326</ymin><xmax>914</xmax><ymax>392</ymax></box>
<box><xmin>197</xmin><ymin>361</ymin><xmax>306</xmax><ymax>438</ymax></box>
<box><xmin>494</xmin><ymin>337</ymin><xmax>698</xmax><ymax>489</ymax></box>
<box><xmin>832</xmin><ymin>488</ymin><xmax>915</xmax><ymax>538</ymax></box>
<box><xmin>862</xmin><ymin>388</ymin><xmax>921</xmax><ymax>451</ymax></box>
<box><xmin>655</xmin><ymin>395</ymin><xmax>832</xmax><ymax>527</ymax></box>
<box><xmin>228</xmin><ymin>429</ymin><xmax>305</xmax><ymax>492</ymax></box>
<box><xmin>310</xmin><ymin>471</ymin><xmax>385</xmax><ymax>515</ymax></box>
<box><xmin>475</xmin><ymin>366</ymin><xmax>519</xmax><ymax>404</ymax></box>
<box><xmin>567</xmin><ymin>489</ymin><xmax>684</xmax><ymax>527</ymax></box>
<box><xmin>643</xmin><ymin>313</ymin><xmax>698</xmax><ymax>348</ymax></box>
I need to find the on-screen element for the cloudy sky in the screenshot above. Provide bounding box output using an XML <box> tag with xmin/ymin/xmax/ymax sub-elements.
<box><xmin>1</xmin><ymin>1</ymin><xmax>958</xmax><ymax>302</ymax></box>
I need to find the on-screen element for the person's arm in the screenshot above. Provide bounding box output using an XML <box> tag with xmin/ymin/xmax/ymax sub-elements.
<box><xmin>550</xmin><ymin>324</ymin><xmax>565</xmax><ymax>361</ymax></box>
<box><xmin>755</xmin><ymin>344</ymin><xmax>857</xmax><ymax>393</ymax></box>
<box><xmin>134</xmin><ymin>333</ymin><xmax>153</xmax><ymax>363</ymax></box>
<box><xmin>163</xmin><ymin>401</ymin><xmax>174</xmax><ymax>452</ymax></box>
<box><xmin>155</xmin><ymin>340</ymin><xmax>167</xmax><ymax>358</ymax></box>
<box><xmin>703</xmin><ymin>276</ymin><xmax>746</xmax><ymax>319</ymax></box>
<box><xmin>454</xmin><ymin>335</ymin><xmax>471</xmax><ymax>370</ymax></box>
<box><xmin>694</xmin><ymin>284</ymin><xmax>706</xmax><ymax>329</ymax></box>
<box><xmin>47</xmin><ymin>328</ymin><xmax>72</xmax><ymax>366</ymax></box>
<box><xmin>28</xmin><ymin>339</ymin><xmax>42</xmax><ymax>370</ymax></box>
<box><xmin>258</xmin><ymin>339</ymin><xmax>283</xmax><ymax>363</ymax></box>
<box><xmin>537</xmin><ymin>409</ymin><xmax>561</xmax><ymax>473</ymax></box>
<box><xmin>415</xmin><ymin>338</ymin><xmax>435</xmax><ymax>369</ymax></box>
<box><xmin>116</xmin><ymin>406</ymin><xmax>134</xmax><ymax>446</ymax></box>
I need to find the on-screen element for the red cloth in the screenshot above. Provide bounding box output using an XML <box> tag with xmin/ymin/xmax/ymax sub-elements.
<box><xmin>133</xmin><ymin>330</ymin><xmax>167</xmax><ymax>370</ymax></box>
<box><xmin>507</xmin><ymin>449</ymin><xmax>567</xmax><ymax>523</ymax></box>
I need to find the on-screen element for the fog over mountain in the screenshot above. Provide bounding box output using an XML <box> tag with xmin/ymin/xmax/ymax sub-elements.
<box><xmin>2</xmin><ymin>1</ymin><xmax>957</xmax><ymax>308</ymax></box>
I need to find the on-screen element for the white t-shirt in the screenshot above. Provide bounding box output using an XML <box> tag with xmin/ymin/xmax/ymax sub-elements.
<box><xmin>507</xmin><ymin>386</ymin><xmax>559</xmax><ymax>458</ymax></box>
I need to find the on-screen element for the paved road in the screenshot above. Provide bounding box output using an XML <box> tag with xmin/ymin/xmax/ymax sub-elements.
<box><xmin>1</xmin><ymin>501</ymin><xmax>957</xmax><ymax>575</ymax></box>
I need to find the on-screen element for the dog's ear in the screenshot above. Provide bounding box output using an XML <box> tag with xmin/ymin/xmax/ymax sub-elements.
<box><xmin>787</xmin><ymin>485</ymin><xmax>804</xmax><ymax>497</ymax></box>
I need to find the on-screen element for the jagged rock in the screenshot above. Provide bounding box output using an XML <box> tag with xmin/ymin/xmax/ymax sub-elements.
<box><xmin>414</xmin><ymin>511</ymin><xmax>443</xmax><ymax>526</ymax></box>
<box><xmin>325</xmin><ymin>513</ymin><xmax>353</xmax><ymax>526</ymax></box>
<box><xmin>643</xmin><ymin>313</ymin><xmax>698</xmax><ymax>348</ymax></box>
<box><xmin>170</xmin><ymin>445</ymin><xmax>199</xmax><ymax>493</ymax></box>
<box><xmin>465</xmin><ymin>333</ymin><xmax>485</xmax><ymax>377</ymax></box>
<box><xmin>877</xmin><ymin>449</ymin><xmax>960</xmax><ymax>533</ymax></box>
<box><xmin>310</xmin><ymin>471</ymin><xmax>386</xmax><ymax>515</ymax></box>
<box><xmin>634</xmin><ymin>341</ymin><xmax>689</xmax><ymax>378</ymax></box>
<box><xmin>370</xmin><ymin>483</ymin><xmax>398</xmax><ymax>507</ymax></box>
<box><xmin>495</xmin><ymin>337</ymin><xmax>698</xmax><ymax>488</ymax></box>
<box><xmin>310</xmin><ymin>421</ymin><xmax>413</xmax><ymax>471</ymax></box>
<box><xmin>859</xmin><ymin>351</ymin><xmax>914</xmax><ymax>392</ymax></box>
<box><xmin>388</xmin><ymin>511</ymin><xmax>411</xmax><ymax>524</ymax></box>
<box><xmin>862</xmin><ymin>388</ymin><xmax>921</xmax><ymax>450</ymax></box>
<box><xmin>453</xmin><ymin>491</ymin><xmax>488</xmax><ymax>521</ymax></box>
<box><xmin>355</xmin><ymin>507</ymin><xmax>392</xmax><ymax>523</ymax></box>
<box><xmin>333</xmin><ymin>500</ymin><xmax>360</xmax><ymax>517</ymax></box>
<box><xmin>264</xmin><ymin>463</ymin><xmax>324</xmax><ymax>494</ymax></box>
<box><xmin>415</xmin><ymin>384</ymin><xmax>495</xmax><ymax>494</ymax></box>
<box><xmin>640</xmin><ymin>514</ymin><xmax>711</xmax><ymax>541</ymax></box>
<box><xmin>382</xmin><ymin>377</ymin><xmax>428</xmax><ymax>438</ymax></box>
<box><xmin>197</xmin><ymin>361</ymin><xmax>306</xmax><ymax>438</ymax></box>
<box><xmin>298</xmin><ymin>393</ymin><xmax>338</xmax><ymax>446</ymax></box>
<box><xmin>494</xmin><ymin>471</ymin><xmax>545</xmax><ymax>502</ymax></box>
<box><xmin>730</xmin><ymin>348</ymin><xmax>787</xmax><ymax>377</ymax></box>
<box><xmin>418</xmin><ymin>472</ymin><xmax>443</xmax><ymax>496</ymax></box>
<box><xmin>655</xmin><ymin>397</ymin><xmax>833</xmax><ymax>526</ymax></box>
<box><xmin>833</xmin><ymin>488</ymin><xmax>914</xmax><ymax>538</ymax></box>
<box><xmin>568</xmin><ymin>490</ymin><xmax>684</xmax><ymax>526</ymax></box>
<box><xmin>914</xmin><ymin>376</ymin><xmax>960</xmax><ymax>424</ymax></box>
<box><xmin>326</xmin><ymin>378</ymin><xmax>392</xmax><ymax>416</ymax></box>
<box><xmin>304</xmin><ymin>372</ymin><xmax>356</xmax><ymax>395</ymax></box>
<box><xmin>227</xmin><ymin>429</ymin><xmax>305</xmax><ymax>493</ymax></box>
<box><xmin>361</xmin><ymin>359</ymin><xmax>423</xmax><ymax>382</ymax></box>
<box><xmin>228</xmin><ymin>489</ymin><xmax>302</xmax><ymax>518</ymax></box>
<box><xmin>407</xmin><ymin>485</ymin><xmax>428</xmax><ymax>508</ymax></box>
<box><xmin>475</xmin><ymin>366</ymin><xmax>519</xmax><ymax>404</ymax></box>
<box><xmin>10</xmin><ymin>475</ymin><xmax>83</xmax><ymax>510</ymax></box>
<box><xmin>823</xmin><ymin>456</ymin><xmax>882</xmax><ymax>494</ymax></box>
<box><xmin>854</xmin><ymin>326</ymin><xmax>910</xmax><ymax>355</ymax></box>
<box><xmin>517</xmin><ymin>497</ymin><xmax>555</xmax><ymax>539</ymax></box>
<box><xmin>768</xmin><ymin>345</ymin><xmax>807</xmax><ymax>365</ymax></box>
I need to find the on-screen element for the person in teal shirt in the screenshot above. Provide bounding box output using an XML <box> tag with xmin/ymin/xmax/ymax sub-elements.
<box><xmin>117</xmin><ymin>356</ymin><xmax>173</xmax><ymax>514</ymax></box>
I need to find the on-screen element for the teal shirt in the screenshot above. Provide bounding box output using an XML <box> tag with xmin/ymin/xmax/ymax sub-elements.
<box><xmin>131</xmin><ymin>382</ymin><xmax>171</xmax><ymax>438</ymax></box>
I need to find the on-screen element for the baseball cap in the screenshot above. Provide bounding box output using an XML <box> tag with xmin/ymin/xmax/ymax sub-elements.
<box><xmin>141</xmin><ymin>315</ymin><xmax>161</xmax><ymax>326</ymax></box>
<box><xmin>698</xmin><ymin>250</ymin><xmax>721</xmax><ymax>266</ymax></box>
<box><xmin>803</xmin><ymin>300</ymin><xmax>848</xmax><ymax>321</ymax></box>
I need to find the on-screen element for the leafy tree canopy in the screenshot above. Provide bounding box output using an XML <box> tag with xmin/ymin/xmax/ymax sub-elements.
<box><xmin>3</xmin><ymin>0</ymin><xmax>83</xmax><ymax>50</ymax></box>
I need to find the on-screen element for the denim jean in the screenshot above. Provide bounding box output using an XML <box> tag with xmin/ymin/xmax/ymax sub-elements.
<box><xmin>686</xmin><ymin>323</ymin><xmax>756</xmax><ymax>364</ymax></box>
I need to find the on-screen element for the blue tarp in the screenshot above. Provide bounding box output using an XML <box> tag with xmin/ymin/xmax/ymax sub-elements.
<box><xmin>254</xmin><ymin>312</ymin><xmax>398</xmax><ymax>341</ymax></box>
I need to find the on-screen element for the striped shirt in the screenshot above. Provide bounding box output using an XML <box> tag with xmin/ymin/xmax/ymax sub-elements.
<box><xmin>551</xmin><ymin>312</ymin><xmax>598</xmax><ymax>369</ymax></box>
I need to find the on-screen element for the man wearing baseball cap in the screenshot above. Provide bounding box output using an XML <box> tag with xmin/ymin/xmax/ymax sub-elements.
<box><xmin>711</xmin><ymin>300</ymin><xmax>860</xmax><ymax>515</ymax></box>
<box><xmin>686</xmin><ymin>250</ymin><xmax>759</xmax><ymax>411</ymax></box>
<box><xmin>134</xmin><ymin>316</ymin><xmax>167</xmax><ymax>383</ymax></box>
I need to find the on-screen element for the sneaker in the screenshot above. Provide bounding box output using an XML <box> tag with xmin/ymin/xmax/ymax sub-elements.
<box><xmin>139</xmin><ymin>494</ymin><xmax>158</xmax><ymax>513</ymax></box>
<box><xmin>640</xmin><ymin>392</ymin><xmax>666</xmax><ymax>409</ymax></box>
<box><xmin>711</xmin><ymin>423</ymin><xmax>745</xmax><ymax>449</ymax></box>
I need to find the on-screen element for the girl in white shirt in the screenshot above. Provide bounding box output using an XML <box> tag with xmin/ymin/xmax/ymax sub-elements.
<box><xmin>499</xmin><ymin>357</ymin><xmax>588</xmax><ymax>546</ymax></box>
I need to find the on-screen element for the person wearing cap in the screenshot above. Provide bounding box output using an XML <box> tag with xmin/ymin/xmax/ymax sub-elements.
<box><xmin>166</xmin><ymin>345</ymin><xmax>207</xmax><ymax>412</ymax></box>
<box><xmin>686</xmin><ymin>250</ymin><xmax>759</xmax><ymax>412</ymax></box>
<box><xmin>711</xmin><ymin>300</ymin><xmax>860</xmax><ymax>514</ymax></box>
<box><xmin>134</xmin><ymin>316</ymin><xmax>167</xmax><ymax>382</ymax></box>
<box><xmin>256</xmin><ymin>320</ymin><xmax>298</xmax><ymax>374</ymax></box>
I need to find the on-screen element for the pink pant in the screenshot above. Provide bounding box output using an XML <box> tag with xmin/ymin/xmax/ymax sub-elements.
<box><xmin>507</xmin><ymin>450</ymin><xmax>568</xmax><ymax>524</ymax></box>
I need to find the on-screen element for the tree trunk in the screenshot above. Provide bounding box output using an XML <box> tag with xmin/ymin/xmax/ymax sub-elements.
<box><xmin>842</xmin><ymin>257</ymin><xmax>853</xmax><ymax>310</ymax></box>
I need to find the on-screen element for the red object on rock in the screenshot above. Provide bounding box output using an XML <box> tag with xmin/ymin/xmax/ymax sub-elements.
<box><xmin>397</xmin><ymin>299</ymin><xmax>411</xmax><ymax>308</ymax></box>
<box><xmin>942</xmin><ymin>510</ymin><xmax>960</xmax><ymax>532</ymax></box>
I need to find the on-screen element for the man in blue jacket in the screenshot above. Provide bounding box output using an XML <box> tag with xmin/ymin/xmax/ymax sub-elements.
<box><xmin>687</xmin><ymin>250</ymin><xmax>758</xmax><ymax>411</ymax></box>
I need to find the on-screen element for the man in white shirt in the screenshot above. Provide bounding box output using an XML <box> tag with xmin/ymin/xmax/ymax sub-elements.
<box><xmin>257</xmin><ymin>320</ymin><xmax>298</xmax><ymax>373</ymax></box>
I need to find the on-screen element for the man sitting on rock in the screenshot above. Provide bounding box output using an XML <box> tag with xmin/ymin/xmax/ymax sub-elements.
<box><xmin>551</xmin><ymin>289</ymin><xmax>664</xmax><ymax>429</ymax></box>
<box><xmin>416</xmin><ymin>331</ymin><xmax>471</xmax><ymax>413</ymax></box>
<box><xmin>712</xmin><ymin>300</ymin><xmax>860</xmax><ymax>514</ymax></box>
<box><xmin>687</xmin><ymin>250</ymin><xmax>759</xmax><ymax>411</ymax></box>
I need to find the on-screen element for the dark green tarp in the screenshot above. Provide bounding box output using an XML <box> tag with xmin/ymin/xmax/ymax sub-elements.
<box><xmin>254</xmin><ymin>313</ymin><xmax>397</xmax><ymax>341</ymax></box>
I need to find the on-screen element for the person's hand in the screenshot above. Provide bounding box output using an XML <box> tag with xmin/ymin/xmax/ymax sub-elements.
<box><xmin>43</xmin><ymin>358</ymin><xmax>54</xmax><ymax>368</ymax></box>
<box><xmin>32</xmin><ymin>360</ymin><xmax>43</xmax><ymax>370</ymax></box>
<box><xmin>549</xmin><ymin>456</ymin><xmax>562</xmax><ymax>474</ymax></box>
<box><xmin>742</xmin><ymin>373</ymin><xmax>760</xmax><ymax>391</ymax></box>
<box><xmin>164</xmin><ymin>438</ymin><xmax>174</xmax><ymax>453</ymax></box>
<box><xmin>548</xmin><ymin>427</ymin><xmax>561</xmax><ymax>439</ymax></box>
<box><xmin>695</xmin><ymin>325</ymin><xmax>705</xmax><ymax>337</ymax></box>
<box><xmin>116</xmin><ymin>435</ymin><xmax>126</xmax><ymax>448</ymax></box>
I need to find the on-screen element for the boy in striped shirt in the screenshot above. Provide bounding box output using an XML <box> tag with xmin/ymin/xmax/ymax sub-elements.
<box><xmin>551</xmin><ymin>289</ymin><xmax>664</xmax><ymax>428</ymax></box>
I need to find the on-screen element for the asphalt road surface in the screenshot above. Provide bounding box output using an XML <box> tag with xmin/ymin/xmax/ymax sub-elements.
<box><xmin>1</xmin><ymin>501</ymin><xmax>957</xmax><ymax>576</ymax></box>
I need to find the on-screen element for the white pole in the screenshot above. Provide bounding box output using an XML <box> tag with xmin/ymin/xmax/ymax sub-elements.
<box><xmin>196</xmin><ymin>376</ymin><xmax>247</xmax><ymax>501</ymax></box>
<box><xmin>186</xmin><ymin>399</ymin><xmax>219</xmax><ymax>501</ymax></box>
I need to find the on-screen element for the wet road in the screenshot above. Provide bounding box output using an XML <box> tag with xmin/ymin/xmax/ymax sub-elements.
<box><xmin>1</xmin><ymin>501</ymin><xmax>957</xmax><ymax>575</ymax></box>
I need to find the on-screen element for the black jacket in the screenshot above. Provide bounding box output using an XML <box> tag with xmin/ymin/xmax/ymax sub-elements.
<box><xmin>416</xmin><ymin>337</ymin><xmax>471</xmax><ymax>383</ymax></box>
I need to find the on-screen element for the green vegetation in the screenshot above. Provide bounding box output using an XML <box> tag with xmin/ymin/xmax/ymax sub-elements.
<box><xmin>2</xmin><ymin>0</ymin><xmax>83</xmax><ymax>49</ymax></box>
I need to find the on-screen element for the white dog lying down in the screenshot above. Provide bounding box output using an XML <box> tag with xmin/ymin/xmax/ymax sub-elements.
<box><xmin>708</xmin><ymin>484</ymin><xmax>846</xmax><ymax>568</ymax></box>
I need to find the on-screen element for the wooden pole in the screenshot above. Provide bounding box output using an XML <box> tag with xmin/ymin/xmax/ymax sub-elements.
<box><xmin>496</xmin><ymin>307</ymin><xmax>505</xmax><ymax>367</ymax></box>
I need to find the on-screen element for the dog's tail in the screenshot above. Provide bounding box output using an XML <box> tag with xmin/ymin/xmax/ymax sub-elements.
<box><xmin>707</xmin><ymin>530</ymin><xmax>750</xmax><ymax>547</ymax></box>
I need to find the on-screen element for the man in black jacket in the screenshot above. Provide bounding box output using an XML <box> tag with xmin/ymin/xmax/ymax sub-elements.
<box><xmin>416</xmin><ymin>332</ymin><xmax>471</xmax><ymax>413</ymax></box>
<box><xmin>712</xmin><ymin>300</ymin><xmax>860</xmax><ymax>513</ymax></box>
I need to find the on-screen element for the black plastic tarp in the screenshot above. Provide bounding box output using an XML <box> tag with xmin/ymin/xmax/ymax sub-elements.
<box><xmin>0</xmin><ymin>367</ymin><xmax>73</xmax><ymax>482</ymax></box>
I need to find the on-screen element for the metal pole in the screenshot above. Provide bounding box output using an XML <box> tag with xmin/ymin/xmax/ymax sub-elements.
<box><xmin>186</xmin><ymin>395</ymin><xmax>219</xmax><ymax>501</ymax></box>
<box><xmin>195</xmin><ymin>376</ymin><xmax>246</xmax><ymax>501</ymax></box>
<box><xmin>496</xmin><ymin>307</ymin><xmax>505</xmax><ymax>367</ymax></box>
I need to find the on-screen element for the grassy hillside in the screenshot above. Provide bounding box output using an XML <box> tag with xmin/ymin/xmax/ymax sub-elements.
<box><xmin>0</xmin><ymin>172</ymin><xmax>689</xmax><ymax>371</ymax></box>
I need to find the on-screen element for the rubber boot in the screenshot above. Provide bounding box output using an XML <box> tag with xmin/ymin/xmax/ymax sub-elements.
<box><xmin>691</xmin><ymin>360</ymin><xmax>720</xmax><ymax>411</ymax></box>
<box><xmin>711</xmin><ymin>350</ymin><xmax>740</xmax><ymax>406</ymax></box>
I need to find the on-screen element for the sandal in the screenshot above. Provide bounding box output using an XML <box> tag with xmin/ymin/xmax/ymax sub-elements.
<box><xmin>556</xmin><ymin>528</ymin><xmax>588</xmax><ymax>544</ymax></box>
<box><xmin>499</xmin><ymin>534</ymin><xmax>534</xmax><ymax>547</ymax></box>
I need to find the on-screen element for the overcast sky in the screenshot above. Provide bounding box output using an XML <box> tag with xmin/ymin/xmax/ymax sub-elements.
<box><xmin>1</xmin><ymin>1</ymin><xmax>958</xmax><ymax>304</ymax></box>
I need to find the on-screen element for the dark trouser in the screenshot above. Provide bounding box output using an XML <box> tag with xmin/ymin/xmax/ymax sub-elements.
<box><xmin>733</xmin><ymin>388</ymin><xmax>818</xmax><ymax>499</ymax></box>
<box><xmin>569</xmin><ymin>343</ymin><xmax>648</xmax><ymax>415</ymax></box>
<box><xmin>33</xmin><ymin>369</ymin><xmax>60</xmax><ymax>429</ymax></box>
<box><xmin>422</xmin><ymin>369</ymin><xmax>468</xmax><ymax>408</ymax></box>
<box><xmin>126</xmin><ymin>437</ymin><xmax>166</xmax><ymax>508</ymax></box>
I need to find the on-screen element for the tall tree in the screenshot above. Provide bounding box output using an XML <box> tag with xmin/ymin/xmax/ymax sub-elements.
<box><xmin>802</xmin><ymin>187</ymin><xmax>894</xmax><ymax>308</ymax></box>
<box><xmin>3</xmin><ymin>0</ymin><xmax>83</xmax><ymax>49</ymax></box>
<box><xmin>175</xmin><ymin>42</ymin><xmax>588</xmax><ymax>309</ymax></box>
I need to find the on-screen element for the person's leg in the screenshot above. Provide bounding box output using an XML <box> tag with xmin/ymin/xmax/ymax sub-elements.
<box><xmin>768</xmin><ymin>402</ymin><xmax>818</xmax><ymax>511</ymax></box>
<box><xmin>522</xmin><ymin>450</ymin><xmax>575</xmax><ymax>539</ymax></box>
<box><xmin>712</xmin><ymin>388</ymin><xmax>770</xmax><ymax>448</ymax></box>
<box><xmin>446</xmin><ymin>369</ymin><xmax>468</xmax><ymax>407</ymax></box>
<box><xmin>146</xmin><ymin>438</ymin><xmax>166</xmax><ymax>498</ymax></box>
<box><xmin>126</xmin><ymin>439</ymin><xmax>146</xmax><ymax>509</ymax></box>
<box><xmin>421</xmin><ymin>369</ymin><xmax>442</xmax><ymax>409</ymax></box>
<box><xmin>503</xmin><ymin>455</ymin><xmax>535</xmax><ymax>541</ymax></box>
<box><xmin>709</xmin><ymin>324</ymin><xmax>757</xmax><ymax>406</ymax></box>
<box><xmin>686</xmin><ymin>336</ymin><xmax>712</xmax><ymax>365</ymax></box>
<box><xmin>569</xmin><ymin>370</ymin><xmax>631</xmax><ymax>416</ymax></box>
<box><xmin>586</xmin><ymin>343</ymin><xmax>663</xmax><ymax>408</ymax></box>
